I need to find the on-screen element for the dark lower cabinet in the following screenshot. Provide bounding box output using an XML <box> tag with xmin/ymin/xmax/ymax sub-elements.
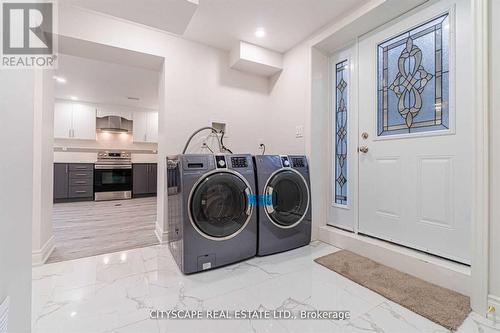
<box><xmin>148</xmin><ymin>163</ymin><xmax>157</xmax><ymax>194</ymax></box>
<box><xmin>54</xmin><ymin>163</ymin><xmax>69</xmax><ymax>200</ymax></box>
<box><xmin>54</xmin><ymin>163</ymin><xmax>94</xmax><ymax>203</ymax></box>
<box><xmin>133</xmin><ymin>163</ymin><xmax>157</xmax><ymax>197</ymax></box>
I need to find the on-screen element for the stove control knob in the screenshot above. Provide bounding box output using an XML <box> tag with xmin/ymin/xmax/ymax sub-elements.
<box><xmin>218</xmin><ymin>159</ymin><xmax>226</xmax><ymax>167</ymax></box>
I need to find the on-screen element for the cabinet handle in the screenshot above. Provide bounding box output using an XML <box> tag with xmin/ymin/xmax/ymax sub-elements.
<box><xmin>75</xmin><ymin>173</ymin><xmax>87</xmax><ymax>176</ymax></box>
<box><xmin>75</xmin><ymin>181</ymin><xmax>86</xmax><ymax>184</ymax></box>
<box><xmin>75</xmin><ymin>190</ymin><xmax>87</xmax><ymax>194</ymax></box>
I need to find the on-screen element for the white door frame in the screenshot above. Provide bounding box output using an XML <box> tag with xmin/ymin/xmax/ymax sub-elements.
<box><xmin>323</xmin><ymin>0</ymin><xmax>490</xmax><ymax>313</ymax></box>
<box><xmin>470</xmin><ymin>0</ymin><xmax>489</xmax><ymax>315</ymax></box>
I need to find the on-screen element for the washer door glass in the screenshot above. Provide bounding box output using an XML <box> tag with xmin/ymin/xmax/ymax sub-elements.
<box><xmin>191</xmin><ymin>172</ymin><xmax>250</xmax><ymax>238</ymax></box>
<box><xmin>265</xmin><ymin>170</ymin><xmax>309</xmax><ymax>227</ymax></box>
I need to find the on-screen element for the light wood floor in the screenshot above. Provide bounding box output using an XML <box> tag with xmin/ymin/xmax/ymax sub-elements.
<box><xmin>47</xmin><ymin>197</ymin><xmax>159</xmax><ymax>263</ymax></box>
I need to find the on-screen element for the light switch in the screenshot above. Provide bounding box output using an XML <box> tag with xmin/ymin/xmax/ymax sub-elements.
<box><xmin>295</xmin><ymin>125</ymin><xmax>304</xmax><ymax>138</ymax></box>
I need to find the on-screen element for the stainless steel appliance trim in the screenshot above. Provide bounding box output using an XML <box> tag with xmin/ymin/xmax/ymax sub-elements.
<box><xmin>94</xmin><ymin>191</ymin><xmax>132</xmax><ymax>201</ymax></box>
<box><xmin>94</xmin><ymin>164</ymin><xmax>132</xmax><ymax>169</ymax></box>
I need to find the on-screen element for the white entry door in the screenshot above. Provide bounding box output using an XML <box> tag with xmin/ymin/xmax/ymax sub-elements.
<box><xmin>357</xmin><ymin>0</ymin><xmax>472</xmax><ymax>264</ymax></box>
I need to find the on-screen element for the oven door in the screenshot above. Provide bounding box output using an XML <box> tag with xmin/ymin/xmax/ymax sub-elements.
<box><xmin>94</xmin><ymin>165</ymin><xmax>132</xmax><ymax>193</ymax></box>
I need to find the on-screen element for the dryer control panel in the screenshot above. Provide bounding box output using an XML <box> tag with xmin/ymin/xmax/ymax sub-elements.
<box><xmin>292</xmin><ymin>157</ymin><xmax>305</xmax><ymax>168</ymax></box>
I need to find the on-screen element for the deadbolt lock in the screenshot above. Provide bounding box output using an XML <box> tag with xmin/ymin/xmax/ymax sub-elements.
<box><xmin>359</xmin><ymin>146</ymin><xmax>369</xmax><ymax>153</ymax></box>
<box><xmin>361</xmin><ymin>132</ymin><xmax>369</xmax><ymax>139</ymax></box>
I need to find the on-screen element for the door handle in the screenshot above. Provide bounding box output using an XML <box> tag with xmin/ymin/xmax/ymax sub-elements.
<box><xmin>359</xmin><ymin>146</ymin><xmax>369</xmax><ymax>153</ymax></box>
<box><xmin>244</xmin><ymin>188</ymin><xmax>252</xmax><ymax>216</ymax></box>
<box><xmin>264</xmin><ymin>186</ymin><xmax>274</xmax><ymax>214</ymax></box>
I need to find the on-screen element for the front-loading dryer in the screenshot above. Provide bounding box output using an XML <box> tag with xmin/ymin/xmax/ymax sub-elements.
<box><xmin>254</xmin><ymin>155</ymin><xmax>311</xmax><ymax>256</ymax></box>
<box><xmin>166</xmin><ymin>154</ymin><xmax>257</xmax><ymax>274</ymax></box>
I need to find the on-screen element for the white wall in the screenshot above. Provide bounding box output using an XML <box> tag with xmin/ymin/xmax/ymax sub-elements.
<box><xmin>0</xmin><ymin>71</ymin><xmax>34</xmax><ymax>333</ymax></box>
<box><xmin>157</xmin><ymin>65</ymin><xmax>168</xmax><ymax>240</ymax></box>
<box><xmin>32</xmin><ymin>70</ymin><xmax>56</xmax><ymax>264</ymax></box>
<box><xmin>489</xmin><ymin>0</ymin><xmax>500</xmax><ymax>303</ymax></box>
<box><xmin>309</xmin><ymin>47</ymin><xmax>330</xmax><ymax>240</ymax></box>
<box><xmin>57</xmin><ymin>5</ymin><xmax>308</xmax><ymax>156</ymax></box>
<box><xmin>266</xmin><ymin>43</ymin><xmax>310</xmax><ymax>155</ymax></box>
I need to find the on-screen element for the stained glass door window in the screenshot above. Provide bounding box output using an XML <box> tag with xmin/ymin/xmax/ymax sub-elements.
<box><xmin>335</xmin><ymin>60</ymin><xmax>348</xmax><ymax>205</ymax></box>
<box><xmin>377</xmin><ymin>13</ymin><xmax>449</xmax><ymax>136</ymax></box>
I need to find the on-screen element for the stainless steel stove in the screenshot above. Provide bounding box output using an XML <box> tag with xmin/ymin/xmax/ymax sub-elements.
<box><xmin>94</xmin><ymin>151</ymin><xmax>132</xmax><ymax>201</ymax></box>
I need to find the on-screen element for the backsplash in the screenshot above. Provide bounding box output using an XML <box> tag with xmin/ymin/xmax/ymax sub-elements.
<box><xmin>54</xmin><ymin>132</ymin><xmax>157</xmax><ymax>152</ymax></box>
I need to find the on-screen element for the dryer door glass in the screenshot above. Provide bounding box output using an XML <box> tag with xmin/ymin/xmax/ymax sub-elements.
<box><xmin>190</xmin><ymin>172</ymin><xmax>250</xmax><ymax>238</ymax></box>
<box><xmin>265</xmin><ymin>170</ymin><xmax>309</xmax><ymax>227</ymax></box>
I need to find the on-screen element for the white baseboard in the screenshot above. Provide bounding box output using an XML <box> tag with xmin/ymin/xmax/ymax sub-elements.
<box><xmin>155</xmin><ymin>221</ymin><xmax>168</xmax><ymax>244</ymax></box>
<box><xmin>32</xmin><ymin>235</ymin><xmax>55</xmax><ymax>266</ymax></box>
<box><xmin>319</xmin><ymin>225</ymin><xmax>471</xmax><ymax>296</ymax></box>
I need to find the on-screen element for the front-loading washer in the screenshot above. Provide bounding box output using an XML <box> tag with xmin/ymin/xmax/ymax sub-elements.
<box><xmin>254</xmin><ymin>155</ymin><xmax>311</xmax><ymax>256</ymax></box>
<box><xmin>166</xmin><ymin>154</ymin><xmax>257</xmax><ymax>273</ymax></box>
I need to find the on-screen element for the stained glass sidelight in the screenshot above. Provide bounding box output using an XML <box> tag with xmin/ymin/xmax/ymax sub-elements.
<box><xmin>335</xmin><ymin>60</ymin><xmax>348</xmax><ymax>205</ymax></box>
<box><xmin>377</xmin><ymin>13</ymin><xmax>450</xmax><ymax>136</ymax></box>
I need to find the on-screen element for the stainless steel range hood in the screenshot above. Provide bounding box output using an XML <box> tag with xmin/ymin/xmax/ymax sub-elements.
<box><xmin>96</xmin><ymin>116</ymin><xmax>132</xmax><ymax>133</ymax></box>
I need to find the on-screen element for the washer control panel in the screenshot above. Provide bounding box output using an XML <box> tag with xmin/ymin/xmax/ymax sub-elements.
<box><xmin>215</xmin><ymin>155</ymin><xmax>226</xmax><ymax>168</ymax></box>
<box><xmin>280</xmin><ymin>156</ymin><xmax>290</xmax><ymax>167</ymax></box>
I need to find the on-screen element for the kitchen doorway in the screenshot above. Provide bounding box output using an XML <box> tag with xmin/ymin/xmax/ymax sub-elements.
<box><xmin>47</xmin><ymin>38</ymin><xmax>164</xmax><ymax>263</ymax></box>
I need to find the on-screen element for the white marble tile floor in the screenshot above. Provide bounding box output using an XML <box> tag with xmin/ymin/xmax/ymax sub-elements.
<box><xmin>32</xmin><ymin>241</ymin><xmax>500</xmax><ymax>333</ymax></box>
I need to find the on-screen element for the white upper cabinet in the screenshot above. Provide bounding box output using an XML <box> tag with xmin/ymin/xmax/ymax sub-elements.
<box><xmin>133</xmin><ymin>111</ymin><xmax>158</xmax><ymax>143</ymax></box>
<box><xmin>72</xmin><ymin>103</ymin><xmax>97</xmax><ymax>140</ymax></box>
<box><xmin>54</xmin><ymin>102</ymin><xmax>73</xmax><ymax>139</ymax></box>
<box><xmin>133</xmin><ymin>112</ymin><xmax>148</xmax><ymax>142</ymax></box>
<box><xmin>54</xmin><ymin>101</ymin><xmax>96</xmax><ymax>140</ymax></box>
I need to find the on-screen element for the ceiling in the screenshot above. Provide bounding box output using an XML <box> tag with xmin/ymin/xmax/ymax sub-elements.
<box><xmin>61</xmin><ymin>0</ymin><xmax>369</xmax><ymax>53</ymax></box>
<box><xmin>60</xmin><ymin>0</ymin><xmax>199</xmax><ymax>35</ymax></box>
<box><xmin>59</xmin><ymin>36</ymin><xmax>164</xmax><ymax>71</ymax></box>
<box><xmin>184</xmin><ymin>0</ymin><xmax>368</xmax><ymax>52</ymax></box>
<box><xmin>55</xmin><ymin>54</ymin><xmax>159</xmax><ymax>109</ymax></box>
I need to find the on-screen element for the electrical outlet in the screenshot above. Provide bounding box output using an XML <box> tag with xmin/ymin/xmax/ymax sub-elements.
<box><xmin>258</xmin><ymin>139</ymin><xmax>265</xmax><ymax>153</ymax></box>
<box><xmin>295</xmin><ymin>125</ymin><xmax>304</xmax><ymax>138</ymax></box>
